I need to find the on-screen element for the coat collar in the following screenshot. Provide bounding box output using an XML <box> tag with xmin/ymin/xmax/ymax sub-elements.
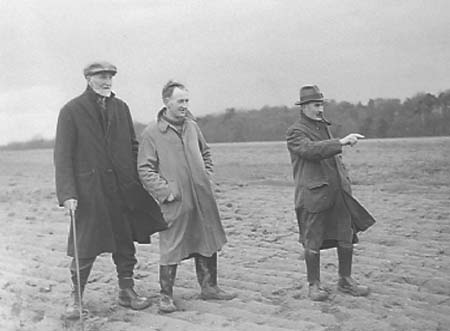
<box><xmin>300</xmin><ymin>111</ymin><xmax>330</xmax><ymax>128</ymax></box>
<box><xmin>156</xmin><ymin>107</ymin><xmax>196</xmax><ymax>133</ymax></box>
<box><xmin>157</xmin><ymin>108</ymin><xmax>171</xmax><ymax>133</ymax></box>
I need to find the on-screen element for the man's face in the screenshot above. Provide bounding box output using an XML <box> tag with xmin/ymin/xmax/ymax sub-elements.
<box><xmin>302</xmin><ymin>101</ymin><xmax>324</xmax><ymax>121</ymax></box>
<box><xmin>87</xmin><ymin>72</ymin><xmax>113</xmax><ymax>97</ymax></box>
<box><xmin>164</xmin><ymin>87</ymin><xmax>189</xmax><ymax>120</ymax></box>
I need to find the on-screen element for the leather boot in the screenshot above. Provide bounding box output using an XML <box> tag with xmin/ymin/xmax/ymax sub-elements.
<box><xmin>64</xmin><ymin>285</ymin><xmax>89</xmax><ymax>320</ymax></box>
<box><xmin>118</xmin><ymin>287</ymin><xmax>151</xmax><ymax>310</ymax></box>
<box><xmin>304</xmin><ymin>249</ymin><xmax>328</xmax><ymax>301</ymax></box>
<box><xmin>159</xmin><ymin>264</ymin><xmax>177</xmax><ymax>313</ymax></box>
<box><xmin>337</xmin><ymin>245</ymin><xmax>369</xmax><ymax>296</ymax></box>
<box><xmin>195</xmin><ymin>253</ymin><xmax>237</xmax><ymax>300</ymax></box>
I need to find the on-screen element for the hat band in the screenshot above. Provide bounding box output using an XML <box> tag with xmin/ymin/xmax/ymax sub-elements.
<box><xmin>301</xmin><ymin>93</ymin><xmax>323</xmax><ymax>102</ymax></box>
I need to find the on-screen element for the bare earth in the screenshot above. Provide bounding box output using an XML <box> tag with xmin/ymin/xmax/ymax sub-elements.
<box><xmin>0</xmin><ymin>137</ymin><xmax>449</xmax><ymax>331</ymax></box>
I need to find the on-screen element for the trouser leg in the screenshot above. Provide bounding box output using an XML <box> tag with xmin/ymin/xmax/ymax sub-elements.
<box><xmin>65</xmin><ymin>257</ymin><xmax>95</xmax><ymax>319</ymax></box>
<box><xmin>70</xmin><ymin>257</ymin><xmax>95</xmax><ymax>294</ymax></box>
<box><xmin>304</xmin><ymin>249</ymin><xmax>320</xmax><ymax>285</ymax></box>
<box><xmin>303</xmin><ymin>248</ymin><xmax>329</xmax><ymax>301</ymax></box>
<box><xmin>111</xmin><ymin>214</ymin><xmax>137</xmax><ymax>289</ymax></box>
<box><xmin>337</xmin><ymin>242</ymin><xmax>353</xmax><ymax>279</ymax></box>
<box><xmin>112</xmin><ymin>213</ymin><xmax>150</xmax><ymax>309</ymax></box>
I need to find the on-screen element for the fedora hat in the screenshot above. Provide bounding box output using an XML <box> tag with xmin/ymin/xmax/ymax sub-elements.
<box><xmin>295</xmin><ymin>85</ymin><xmax>324</xmax><ymax>105</ymax></box>
<box><xmin>83</xmin><ymin>61</ymin><xmax>117</xmax><ymax>77</ymax></box>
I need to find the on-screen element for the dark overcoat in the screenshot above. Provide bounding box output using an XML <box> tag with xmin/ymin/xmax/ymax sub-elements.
<box><xmin>54</xmin><ymin>88</ymin><xmax>166</xmax><ymax>258</ymax></box>
<box><xmin>286</xmin><ymin>113</ymin><xmax>375</xmax><ymax>249</ymax></box>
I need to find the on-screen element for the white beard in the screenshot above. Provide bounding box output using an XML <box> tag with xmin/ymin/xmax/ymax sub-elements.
<box><xmin>88</xmin><ymin>82</ymin><xmax>112</xmax><ymax>97</ymax></box>
<box><xmin>92</xmin><ymin>87</ymin><xmax>111</xmax><ymax>97</ymax></box>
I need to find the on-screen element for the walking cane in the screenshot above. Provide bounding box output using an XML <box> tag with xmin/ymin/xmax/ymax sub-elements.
<box><xmin>70</xmin><ymin>209</ymin><xmax>85</xmax><ymax>331</ymax></box>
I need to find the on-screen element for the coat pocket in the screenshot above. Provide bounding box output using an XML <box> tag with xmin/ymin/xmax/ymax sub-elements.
<box><xmin>303</xmin><ymin>180</ymin><xmax>333</xmax><ymax>213</ymax></box>
<box><xmin>167</xmin><ymin>180</ymin><xmax>181</xmax><ymax>201</ymax></box>
<box><xmin>160</xmin><ymin>180</ymin><xmax>182</xmax><ymax>227</ymax></box>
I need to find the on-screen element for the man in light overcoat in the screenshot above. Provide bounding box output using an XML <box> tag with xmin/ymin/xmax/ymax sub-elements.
<box><xmin>138</xmin><ymin>80</ymin><xmax>236</xmax><ymax>313</ymax></box>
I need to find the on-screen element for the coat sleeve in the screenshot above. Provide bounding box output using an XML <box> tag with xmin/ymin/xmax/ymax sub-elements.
<box><xmin>286</xmin><ymin>126</ymin><xmax>342</xmax><ymax>161</ymax></box>
<box><xmin>137</xmin><ymin>130</ymin><xmax>171</xmax><ymax>204</ymax></box>
<box><xmin>125</xmin><ymin>104</ymin><xmax>139</xmax><ymax>163</ymax></box>
<box><xmin>194</xmin><ymin>123</ymin><xmax>213</xmax><ymax>173</ymax></box>
<box><xmin>53</xmin><ymin>106</ymin><xmax>77</xmax><ymax>206</ymax></box>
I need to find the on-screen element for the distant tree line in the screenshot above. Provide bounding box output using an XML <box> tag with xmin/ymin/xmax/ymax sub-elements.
<box><xmin>1</xmin><ymin>90</ymin><xmax>449</xmax><ymax>150</ymax></box>
<box><xmin>0</xmin><ymin>137</ymin><xmax>54</xmax><ymax>151</ymax></box>
<box><xmin>197</xmin><ymin>90</ymin><xmax>450</xmax><ymax>142</ymax></box>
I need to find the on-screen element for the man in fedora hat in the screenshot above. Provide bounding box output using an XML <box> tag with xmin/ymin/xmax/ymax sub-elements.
<box><xmin>54</xmin><ymin>61</ymin><xmax>167</xmax><ymax>318</ymax></box>
<box><xmin>286</xmin><ymin>84</ymin><xmax>375</xmax><ymax>301</ymax></box>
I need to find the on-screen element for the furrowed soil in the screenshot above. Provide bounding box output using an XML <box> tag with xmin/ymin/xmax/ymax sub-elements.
<box><xmin>0</xmin><ymin>137</ymin><xmax>449</xmax><ymax>331</ymax></box>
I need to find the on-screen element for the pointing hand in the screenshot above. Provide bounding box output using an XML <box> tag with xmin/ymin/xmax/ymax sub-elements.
<box><xmin>339</xmin><ymin>133</ymin><xmax>365</xmax><ymax>147</ymax></box>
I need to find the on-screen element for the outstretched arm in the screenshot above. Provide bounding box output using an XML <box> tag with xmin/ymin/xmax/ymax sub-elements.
<box><xmin>286</xmin><ymin>127</ymin><xmax>342</xmax><ymax>160</ymax></box>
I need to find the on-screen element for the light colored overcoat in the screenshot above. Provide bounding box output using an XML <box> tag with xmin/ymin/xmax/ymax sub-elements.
<box><xmin>138</xmin><ymin>110</ymin><xmax>227</xmax><ymax>264</ymax></box>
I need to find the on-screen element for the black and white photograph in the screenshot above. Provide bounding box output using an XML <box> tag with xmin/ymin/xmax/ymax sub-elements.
<box><xmin>1</xmin><ymin>1</ymin><xmax>449</xmax><ymax>330</ymax></box>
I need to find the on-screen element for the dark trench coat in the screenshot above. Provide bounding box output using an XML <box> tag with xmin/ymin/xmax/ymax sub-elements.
<box><xmin>286</xmin><ymin>114</ymin><xmax>375</xmax><ymax>249</ymax></box>
<box><xmin>54</xmin><ymin>88</ymin><xmax>166</xmax><ymax>258</ymax></box>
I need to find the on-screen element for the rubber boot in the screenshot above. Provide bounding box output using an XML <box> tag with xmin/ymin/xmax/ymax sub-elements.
<box><xmin>118</xmin><ymin>287</ymin><xmax>151</xmax><ymax>310</ymax></box>
<box><xmin>195</xmin><ymin>253</ymin><xmax>236</xmax><ymax>300</ymax></box>
<box><xmin>159</xmin><ymin>264</ymin><xmax>178</xmax><ymax>313</ymax></box>
<box><xmin>337</xmin><ymin>245</ymin><xmax>369</xmax><ymax>296</ymax></box>
<box><xmin>304</xmin><ymin>249</ymin><xmax>329</xmax><ymax>301</ymax></box>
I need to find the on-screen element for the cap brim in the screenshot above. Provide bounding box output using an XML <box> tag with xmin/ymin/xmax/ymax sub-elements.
<box><xmin>86</xmin><ymin>70</ymin><xmax>117</xmax><ymax>77</ymax></box>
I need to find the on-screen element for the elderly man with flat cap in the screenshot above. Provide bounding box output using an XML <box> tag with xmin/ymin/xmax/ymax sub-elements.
<box><xmin>54</xmin><ymin>61</ymin><xmax>166</xmax><ymax>318</ymax></box>
<box><xmin>286</xmin><ymin>85</ymin><xmax>375</xmax><ymax>301</ymax></box>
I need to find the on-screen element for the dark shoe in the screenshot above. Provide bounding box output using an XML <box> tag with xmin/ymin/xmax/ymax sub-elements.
<box><xmin>64</xmin><ymin>289</ymin><xmax>89</xmax><ymax>320</ymax></box>
<box><xmin>118</xmin><ymin>287</ymin><xmax>151</xmax><ymax>310</ymax></box>
<box><xmin>200</xmin><ymin>285</ymin><xmax>237</xmax><ymax>301</ymax></box>
<box><xmin>308</xmin><ymin>283</ymin><xmax>329</xmax><ymax>301</ymax></box>
<box><xmin>158</xmin><ymin>293</ymin><xmax>177</xmax><ymax>313</ymax></box>
<box><xmin>338</xmin><ymin>277</ymin><xmax>369</xmax><ymax>297</ymax></box>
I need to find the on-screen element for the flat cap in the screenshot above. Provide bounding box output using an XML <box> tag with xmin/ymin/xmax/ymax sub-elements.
<box><xmin>83</xmin><ymin>61</ymin><xmax>117</xmax><ymax>77</ymax></box>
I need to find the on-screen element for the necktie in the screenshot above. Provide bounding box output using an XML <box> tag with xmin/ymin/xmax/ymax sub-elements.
<box><xmin>96</xmin><ymin>97</ymin><xmax>108</xmax><ymax>131</ymax></box>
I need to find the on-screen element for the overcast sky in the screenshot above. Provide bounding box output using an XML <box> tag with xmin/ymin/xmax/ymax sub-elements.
<box><xmin>1</xmin><ymin>0</ymin><xmax>449</xmax><ymax>144</ymax></box>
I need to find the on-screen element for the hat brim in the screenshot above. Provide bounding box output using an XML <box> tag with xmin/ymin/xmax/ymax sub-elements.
<box><xmin>85</xmin><ymin>70</ymin><xmax>117</xmax><ymax>77</ymax></box>
<box><xmin>295</xmin><ymin>98</ymin><xmax>324</xmax><ymax>105</ymax></box>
